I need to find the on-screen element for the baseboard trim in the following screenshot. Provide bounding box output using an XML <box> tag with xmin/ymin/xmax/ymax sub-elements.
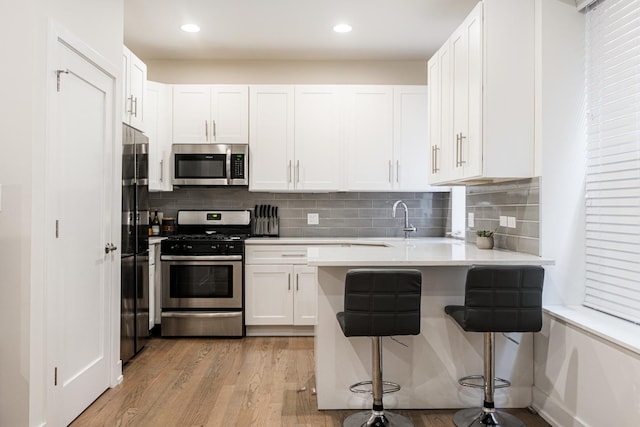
<box><xmin>532</xmin><ymin>386</ymin><xmax>587</xmax><ymax>427</ymax></box>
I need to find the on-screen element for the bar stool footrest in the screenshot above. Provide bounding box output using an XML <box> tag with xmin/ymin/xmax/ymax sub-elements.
<box><xmin>349</xmin><ymin>380</ymin><xmax>401</xmax><ymax>395</ymax></box>
<box><xmin>458</xmin><ymin>374</ymin><xmax>511</xmax><ymax>389</ymax></box>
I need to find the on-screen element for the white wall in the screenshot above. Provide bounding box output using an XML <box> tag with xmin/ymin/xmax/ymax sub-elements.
<box><xmin>0</xmin><ymin>1</ymin><xmax>123</xmax><ymax>425</ymax></box>
<box><xmin>145</xmin><ymin>59</ymin><xmax>427</xmax><ymax>84</ymax></box>
<box><xmin>535</xmin><ymin>1</ymin><xmax>640</xmax><ymax>426</ymax></box>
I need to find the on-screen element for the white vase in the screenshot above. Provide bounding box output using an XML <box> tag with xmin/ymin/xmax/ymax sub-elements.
<box><xmin>476</xmin><ymin>236</ymin><xmax>494</xmax><ymax>249</ymax></box>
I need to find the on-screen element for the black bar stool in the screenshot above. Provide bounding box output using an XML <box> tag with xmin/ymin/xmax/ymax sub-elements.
<box><xmin>445</xmin><ymin>265</ymin><xmax>544</xmax><ymax>427</ymax></box>
<box><xmin>337</xmin><ymin>269</ymin><xmax>422</xmax><ymax>427</ymax></box>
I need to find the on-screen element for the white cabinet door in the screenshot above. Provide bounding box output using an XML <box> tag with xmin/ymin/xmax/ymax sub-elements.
<box><xmin>249</xmin><ymin>85</ymin><xmax>295</xmax><ymax>191</ymax></box>
<box><xmin>148</xmin><ymin>244</ymin><xmax>155</xmax><ymax>330</ymax></box>
<box><xmin>393</xmin><ymin>86</ymin><xmax>440</xmax><ymax>191</ymax></box>
<box><xmin>122</xmin><ymin>46</ymin><xmax>146</xmax><ymax>132</ymax></box>
<box><xmin>345</xmin><ymin>86</ymin><xmax>394</xmax><ymax>191</ymax></box>
<box><xmin>211</xmin><ymin>85</ymin><xmax>248</xmax><ymax>143</ymax></box>
<box><xmin>451</xmin><ymin>3</ymin><xmax>483</xmax><ymax>181</ymax></box>
<box><xmin>172</xmin><ymin>85</ymin><xmax>248</xmax><ymax>144</ymax></box>
<box><xmin>146</xmin><ymin>81</ymin><xmax>172</xmax><ymax>191</ymax></box>
<box><xmin>245</xmin><ymin>265</ymin><xmax>294</xmax><ymax>325</ymax></box>
<box><xmin>172</xmin><ymin>85</ymin><xmax>210</xmax><ymax>143</ymax></box>
<box><xmin>294</xmin><ymin>86</ymin><xmax>342</xmax><ymax>191</ymax></box>
<box><xmin>293</xmin><ymin>265</ymin><xmax>317</xmax><ymax>325</ymax></box>
<box><xmin>428</xmin><ymin>45</ymin><xmax>452</xmax><ymax>186</ymax></box>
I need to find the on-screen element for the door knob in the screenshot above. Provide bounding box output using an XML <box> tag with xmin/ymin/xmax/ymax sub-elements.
<box><xmin>104</xmin><ymin>243</ymin><xmax>118</xmax><ymax>254</ymax></box>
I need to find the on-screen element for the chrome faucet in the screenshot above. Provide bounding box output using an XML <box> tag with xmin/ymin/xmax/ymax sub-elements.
<box><xmin>392</xmin><ymin>200</ymin><xmax>417</xmax><ymax>238</ymax></box>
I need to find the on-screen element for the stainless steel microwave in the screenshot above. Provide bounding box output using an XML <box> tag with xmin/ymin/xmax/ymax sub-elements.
<box><xmin>171</xmin><ymin>143</ymin><xmax>248</xmax><ymax>187</ymax></box>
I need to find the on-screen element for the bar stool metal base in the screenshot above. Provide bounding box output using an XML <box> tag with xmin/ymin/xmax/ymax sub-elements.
<box><xmin>452</xmin><ymin>407</ymin><xmax>525</xmax><ymax>427</ymax></box>
<box><xmin>344</xmin><ymin>410</ymin><xmax>413</xmax><ymax>427</ymax></box>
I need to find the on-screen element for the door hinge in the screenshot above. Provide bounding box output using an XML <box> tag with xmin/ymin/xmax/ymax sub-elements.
<box><xmin>56</xmin><ymin>69</ymin><xmax>69</xmax><ymax>92</ymax></box>
<box><xmin>55</xmin><ymin>220</ymin><xmax>59</xmax><ymax>238</ymax></box>
<box><xmin>54</xmin><ymin>367</ymin><xmax>58</xmax><ymax>386</ymax></box>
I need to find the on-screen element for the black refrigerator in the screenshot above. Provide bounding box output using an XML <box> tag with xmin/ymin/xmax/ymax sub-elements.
<box><xmin>121</xmin><ymin>123</ymin><xmax>150</xmax><ymax>364</ymax></box>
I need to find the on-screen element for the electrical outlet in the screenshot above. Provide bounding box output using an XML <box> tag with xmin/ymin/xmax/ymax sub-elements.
<box><xmin>307</xmin><ymin>213</ymin><xmax>319</xmax><ymax>225</ymax></box>
<box><xmin>499</xmin><ymin>216</ymin><xmax>507</xmax><ymax>227</ymax></box>
<box><xmin>468</xmin><ymin>213</ymin><xmax>474</xmax><ymax>228</ymax></box>
<box><xmin>507</xmin><ymin>216</ymin><xmax>516</xmax><ymax>228</ymax></box>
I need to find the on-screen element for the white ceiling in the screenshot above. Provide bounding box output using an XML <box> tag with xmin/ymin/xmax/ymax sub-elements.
<box><xmin>124</xmin><ymin>0</ymin><xmax>479</xmax><ymax>61</ymax></box>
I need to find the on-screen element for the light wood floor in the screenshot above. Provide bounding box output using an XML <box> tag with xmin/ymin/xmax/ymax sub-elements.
<box><xmin>71</xmin><ymin>336</ymin><xmax>550</xmax><ymax>427</ymax></box>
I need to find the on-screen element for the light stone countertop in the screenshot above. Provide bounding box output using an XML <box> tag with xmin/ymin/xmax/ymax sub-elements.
<box><xmin>247</xmin><ymin>237</ymin><xmax>553</xmax><ymax>267</ymax></box>
<box><xmin>149</xmin><ymin>236</ymin><xmax>167</xmax><ymax>245</ymax></box>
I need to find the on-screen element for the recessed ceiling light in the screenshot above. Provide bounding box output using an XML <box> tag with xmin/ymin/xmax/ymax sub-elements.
<box><xmin>181</xmin><ymin>24</ymin><xmax>201</xmax><ymax>33</ymax></box>
<box><xmin>333</xmin><ymin>24</ymin><xmax>352</xmax><ymax>33</ymax></box>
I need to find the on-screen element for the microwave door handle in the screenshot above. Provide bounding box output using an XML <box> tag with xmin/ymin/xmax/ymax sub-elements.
<box><xmin>226</xmin><ymin>148</ymin><xmax>232</xmax><ymax>184</ymax></box>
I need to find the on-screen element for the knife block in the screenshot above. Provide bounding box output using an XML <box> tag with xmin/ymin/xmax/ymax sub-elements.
<box><xmin>252</xmin><ymin>205</ymin><xmax>280</xmax><ymax>237</ymax></box>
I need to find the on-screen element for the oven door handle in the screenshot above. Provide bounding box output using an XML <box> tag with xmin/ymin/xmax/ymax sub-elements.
<box><xmin>160</xmin><ymin>255</ymin><xmax>243</xmax><ymax>261</ymax></box>
<box><xmin>162</xmin><ymin>311</ymin><xmax>243</xmax><ymax>318</ymax></box>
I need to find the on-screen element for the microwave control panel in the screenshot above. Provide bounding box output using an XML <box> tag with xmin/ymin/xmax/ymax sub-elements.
<box><xmin>231</xmin><ymin>154</ymin><xmax>245</xmax><ymax>179</ymax></box>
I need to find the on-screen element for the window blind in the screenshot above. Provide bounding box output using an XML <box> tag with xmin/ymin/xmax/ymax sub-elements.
<box><xmin>584</xmin><ymin>0</ymin><xmax>640</xmax><ymax>323</ymax></box>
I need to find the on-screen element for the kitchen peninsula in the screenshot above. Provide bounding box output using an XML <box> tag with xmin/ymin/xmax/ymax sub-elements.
<box><xmin>306</xmin><ymin>238</ymin><xmax>553</xmax><ymax>410</ymax></box>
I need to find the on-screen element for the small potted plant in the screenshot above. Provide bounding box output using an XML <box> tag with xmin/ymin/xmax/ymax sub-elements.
<box><xmin>475</xmin><ymin>229</ymin><xmax>495</xmax><ymax>249</ymax></box>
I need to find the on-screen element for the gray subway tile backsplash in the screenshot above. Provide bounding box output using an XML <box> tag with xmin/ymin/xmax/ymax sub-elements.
<box><xmin>149</xmin><ymin>188</ymin><xmax>450</xmax><ymax>238</ymax></box>
<box><xmin>148</xmin><ymin>178</ymin><xmax>540</xmax><ymax>254</ymax></box>
<box><xmin>466</xmin><ymin>177</ymin><xmax>540</xmax><ymax>255</ymax></box>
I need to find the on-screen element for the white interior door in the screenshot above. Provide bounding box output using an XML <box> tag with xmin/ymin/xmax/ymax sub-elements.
<box><xmin>47</xmin><ymin>37</ymin><xmax>115</xmax><ymax>426</ymax></box>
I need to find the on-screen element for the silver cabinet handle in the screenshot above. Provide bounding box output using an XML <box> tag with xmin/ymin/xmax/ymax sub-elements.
<box><xmin>296</xmin><ymin>160</ymin><xmax>300</xmax><ymax>184</ymax></box>
<box><xmin>432</xmin><ymin>145</ymin><xmax>440</xmax><ymax>173</ymax></box>
<box><xmin>288</xmin><ymin>160</ymin><xmax>292</xmax><ymax>184</ymax></box>
<box><xmin>296</xmin><ymin>274</ymin><xmax>299</xmax><ymax>291</ymax></box>
<box><xmin>159</xmin><ymin>159</ymin><xmax>164</xmax><ymax>182</ymax></box>
<box><xmin>104</xmin><ymin>243</ymin><xmax>118</xmax><ymax>254</ymax></box>
<box><xmin>388</xmin><ymin>160</ymin><xmax>392</xmax><ymax>183</ymax></box>
<box><xmin>431</xmin><ymin>146</ymin><xmax>436</xmax><ymax>173</ymax></box>
<box><xmin>205</xmin><ymin>120</ymin><xmax>209</xmax><ymax>141</ymax></box>
<box><xmin>127</xmin><ymin>95</ymin><xmax>134</xmax><ymax>114</ymax></box>
<box><xmin>133</xmin><ymin>97</ymin><xmax>138</xmax><ymax>117</ymax></box>
<box><xmin>396</xmin><ymin>160</ymin><xmax>400</xmax><ymax>183</ymax></box>
<box><xmin>212</xmin><ymin>120</ymin><xmax>217</xmax><ymax>140</ymax></box>
<box><xmin>460</xmin><ymin>134</ymin><xmax>466</xmax><ymax>165</ymax></box>
<box><xmin>288</xmin><ymin>273</ymin><xmax>291</xmax><ymax>291</ymax></box>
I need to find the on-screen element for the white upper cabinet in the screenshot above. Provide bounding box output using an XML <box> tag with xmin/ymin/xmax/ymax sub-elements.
<box><xmin>172</xmin><ymin>85</ymin><xmax>248</xmax><ymax>144</ymax></box>
<box><xmin>249</xmin><ymin>85</ymin><xmax>295</xmax><ymax>191</ymax></box>
<box><xmin>122</xmin><ymin>46</ymin><xmax>146</xmax><ymax>132</ymax></box>
<box><xmin>393</xmin><ymin>86</ymin><xmax>443</xmax><ymax>191</ymax></box>
<box><xmin>344</xmin><ymin>86</ymin><xmax>394</xmax><ymax>191</ymax></box>
<box><xmin>428</xmin><ymin>45</ymin><xmax>451</xmax><ymax>184</ymax></box>
<box><xmin>428</xmin><ymin>0</ymin><xmax>535</xmax><ymax>185</ymax></box>
<box><xmin>250</xmin><ymin>84</ymin><xmax>435</xmax><ymax>193</ymax></box>
<box><xmin>293</xmin><ymin>86</ymin><xmax>342</xmax><ymax>191</ymax></box>
<box><xmin>145</xmin><ymin>81</ymin><xmax>173</xmax><ymax>192</ymax></box>
<box><xmin>249</xmin><ymin>85</ymin><xmax>342</xmax><ymax>192</ymax></box>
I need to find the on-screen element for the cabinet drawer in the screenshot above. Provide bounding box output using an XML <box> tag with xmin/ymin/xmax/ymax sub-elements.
<box><xmin>245</xmin><ymin>245</ymin><xmax>309</xmax><ymax>264</ymax></box>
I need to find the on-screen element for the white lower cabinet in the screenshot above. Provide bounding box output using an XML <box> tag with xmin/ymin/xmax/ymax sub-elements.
<box><xmin>245</xmin><ymin>264</ymin><xmax>317</xmax><ymax>326</ymax></box>
<box><xmin>149</xmin><ymin>242</ymin><xmax>163</xmax><ymax>330</ymax></box>
<box><xmin>244</xmin><ymin>244</ymin><xmax>318</xmax><ymax>328</ymax></box>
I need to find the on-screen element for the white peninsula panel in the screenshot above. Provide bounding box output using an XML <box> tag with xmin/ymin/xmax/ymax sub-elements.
<box><xmin>307</xmin><ymin>238</ymin><xmax>553</xmax><ymax>410</ymax></box>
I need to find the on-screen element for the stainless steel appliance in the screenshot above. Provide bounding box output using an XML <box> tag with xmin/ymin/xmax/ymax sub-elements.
<box><xmin>171</xmin><ymin>143</ymin><xmax>248</xmax><ymax>187</ymax></box>
<box><xmin>160</xmin><ymin>210</ymin><xmax>250</xmax><ymax>337</ymax></box>
<box><xmin>121</xmin><ymin>123</ymin><xmax>150</xmax><ymax>363</ymax></box>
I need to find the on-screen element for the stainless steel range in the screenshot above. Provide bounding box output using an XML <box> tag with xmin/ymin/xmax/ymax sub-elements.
<box><xmin>160</xmin><ymin>210</ymin><xmax>250</xmax><ymax>337</ymax></box>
